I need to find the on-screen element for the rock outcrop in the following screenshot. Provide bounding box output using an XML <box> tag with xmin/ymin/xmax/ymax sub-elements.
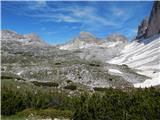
<box><xmin>136</xmin><ymin>18</ymin><xmax>148</xmax><ymax>39</ymax></box>
<box><xmin>136</xmin><ymin>1</ymin><xmax>160</xmax><ymax>41</ymax></box>
<box><xmin>106</xmin><ymin>33</ymin><xmax>128</xmax><ymax>43</ymax></box>
<box><xmin>146</xmin><ymin>1</ymin><xmax>160</xmax><ymax>38</ymax></box>
<box><xmin>58</xmin><ymin>32</ymin><xmax>103</xmax><ymax>50</ymax></box>
<box><xmin>1</xmin><ymin>30</ymin><xmax>47</xmax><ymax>46</ymax></box>
<box><xmin>23</xmin><ymin>33</ymin><xmax>43</xmax><ymax>43</ymax></box>
<box><xmin>75</xmin><ymin>32</ymin><xmax>100</xmax><ymax>43</ymax></box>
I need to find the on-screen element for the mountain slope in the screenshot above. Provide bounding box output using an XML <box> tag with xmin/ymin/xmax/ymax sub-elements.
<box><xmin>108</xmin><ymin>36</ymin><xmax>160</xmax><ymax>87</ymax></box>
<box><xmin>59</xmin><ymin>32</ymin><xmax>102</xmax><ymax>50</ymax></box>
<box><xmin>1</xmin><ymin>30</ymin><xmax>150</xmax><ymax>89</ymax></box>
<box><xmin>59</xmin><ymin>32</ymin><xmax>128</xmax><ymax>50</ymax></box>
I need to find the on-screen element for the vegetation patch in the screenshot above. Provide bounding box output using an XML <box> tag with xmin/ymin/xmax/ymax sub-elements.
<box><xmin>122</xmin><ymin>64</ymin><xmax>129</xmax><ymax>68</ymax></box>
<box><xmin>54</xmin><ymin>62</ymin><xmax>62</xmax><ymax>65</ymax></box>
<box><xmin>64</xmin><ymin>84</ymin><xmax>77</xmax><ymax>90</ymax></box>
<box><xmin>66</xmin><ymin>80</ymin><xmax>73</xmax><ymax>84</ymax></box>
<box><xmin>31</xmin><ymin>81</ymin><xmax>59</xmax><ymax>87</ymax></box>
<box><xmin>2</xmin><ymin>78</ymin><xmax>160</xmax><ymax>120</ymax></box>
<box><xmin>89</xmin><ymin>63</ymin><xmax>100</xmax><ymax>67</ymax></box>
<box><xmin>17</xmin><ymin>108</ymin><xmax>73</xmax><ymax>119</ymax></box>
<box><xmin>93</xmin><ymin>87</ymin><xmax>109</xmax><ymax>91</ymax></box>
<box><xmin>1</xmin><ymin>75</ymin><xmax>17</xmax><ymax>80</ymax></box>
<box><xmin>1</xmin><ymin>75</ymin><xmax>25</xmax><ymax>81</ymax></box>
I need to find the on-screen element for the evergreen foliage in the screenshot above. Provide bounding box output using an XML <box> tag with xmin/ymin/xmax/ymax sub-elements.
<box><xmin>2</xmin><ymin>78</ymin><xmax>160</xmax><ymax>120</ymax></box>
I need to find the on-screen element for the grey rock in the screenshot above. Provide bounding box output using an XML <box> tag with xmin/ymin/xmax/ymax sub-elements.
<box><xmin>106</xmin><ymin>33</ymin><xmax>128</xmax><ymax>43</ymax></box>
<box><xmin>136</xmin><ymin>1</ymin><xmax>160</xmax><ymax>42</ymax></box>
<box><xmin>146</xmin><ymin>1</ymin><xmax>160</xmax><ymax>38</ymax></box>
<box><xmin>136</xmin><ymin>18</ymin><xmax>148</xmax><ymax>39</ymax></box>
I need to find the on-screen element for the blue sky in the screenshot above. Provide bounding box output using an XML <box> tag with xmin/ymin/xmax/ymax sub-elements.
<box><xmin>2</xmin><ymin>1</ymin><xmax>153</xmax><ymax>44</ymax></box>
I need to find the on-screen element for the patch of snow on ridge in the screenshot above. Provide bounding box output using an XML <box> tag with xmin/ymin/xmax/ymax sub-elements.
<box><xmin>134</xmin><ymin>72</ymin><xmax>160</xmax><ymax>88</ymax></box>
<box><xmin>108</xmin><ymin>69</ymin><xmax>122</xmax><ymax>74</ymax></box>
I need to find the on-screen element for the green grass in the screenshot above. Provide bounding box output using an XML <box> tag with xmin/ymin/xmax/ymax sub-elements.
<box><xmin>64</xmin><ymin>84</ymin><xmax>77</xmax><ymax>90</ymax></box>
<box><xmin>2</xmin><ymin>108</ymin><xmax>73</xmax><ymax>120</ymax></box>
<box><xmin>17</xmin><ymin>108</ymin><xmax>73</xmax><ymax>119</ymax></box>
<box><xmin>1</xmin><ymin>115</ymin><xmax>41</xmax><ymax>120</ymax></box>
<box><xmin>31</xmin><ymin>81</ymin><xmax>59</xmax><ymax>87</ymax></box>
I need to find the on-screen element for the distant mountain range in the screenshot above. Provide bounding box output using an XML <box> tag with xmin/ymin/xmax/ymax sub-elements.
<box><xmin>58</xmin><ymin>32</ymin><xmax>128</xmax><ymax>50</ymax></box>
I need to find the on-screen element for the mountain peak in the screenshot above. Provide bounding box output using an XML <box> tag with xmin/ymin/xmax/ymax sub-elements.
<box><xmin>135</xmin><ymin>1</ymin><xmax>160</xmax><ymax>42</ymax></box>
<box><xmin>79</xmin><ymin>31</ymin><xmax>95</xmax><ymax>38</ymax></box>
<box><xmin>1</xmin><ymin>30</ymin><xmax>24</xmax><ymax>39</ymax></box>
<box><xmin>73</xmin><ymin>31</ymin><xmax>102</xmax><ymax>44</ymax></box>
<box><xmin>106</xmin><ymin>33</ymin><xmax>128</xmax><ymax>43</ymax></box>
<box><xmin>1</xmin><ymin>30</ymin><xmax>47</xmax><ymax>45</ymax></box>
<box><xmin>24</xmin><ymin>33</ymin><xmax>42</xmax><ymax>42</ymax></box>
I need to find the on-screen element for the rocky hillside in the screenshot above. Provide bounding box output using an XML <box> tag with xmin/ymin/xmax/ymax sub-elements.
<box><xmin>1</xmin><ymin>30</ymin><xmax>151</xmax><ymax>90</ymax></box>
<box><xmin>1</xmin><ymin>30</ymin><xmax>47</xmax><ymax>46</ymax></box>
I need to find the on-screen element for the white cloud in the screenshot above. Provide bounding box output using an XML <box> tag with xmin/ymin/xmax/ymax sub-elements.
<box><xmin>55</xmin><ymin>14</ymin><xmax>80</xmax><ymax>23</ymax></box>
<box><xmin>112</xmin><ymin>7</ymin><xmax>125</xmax><ymax>16</ymax></box>
<box><xmin>7</xmin><ymin>2</ymin><xmax>118</xmax><ymax>27</ymax></box>
<box><xmin>66</xmin><ymin>6</ymin><xmax>117</xmax><ymax>26</ymax></box>
<box><xmin>36</xmin><ymin>1</ymin><xmax>46</xmax><ymax>7</ymax></box>
<box><xmin>27</xmin><ymin>1</ymin><xmax>47</xmax><ymax>10</ymax></box>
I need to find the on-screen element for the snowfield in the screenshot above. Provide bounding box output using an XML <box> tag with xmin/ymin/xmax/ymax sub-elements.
<box><xmin>134</xmin><ymin>72</ymin><xmax>160</xmax><ymax>88</ymax></box>
<box><xmin>108</xmin><ymin>36</ymin><xmax>160</xmax><ymax>87</ymax></box>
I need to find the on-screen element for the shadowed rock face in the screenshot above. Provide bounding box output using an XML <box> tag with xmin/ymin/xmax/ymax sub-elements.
<box><xmin>146</xmin><ymin>1</ymin><xmax>160</xmax><ymax>38</ymax></box>
<box><xmin>136</xmin><ymin>18</ymin><xmax>148</xmax><ymax>39</ymax></box>
<box><xmin>136</xmin><ymin>1</ymin><xmax>160</xmax><ymax>41</ymax></box>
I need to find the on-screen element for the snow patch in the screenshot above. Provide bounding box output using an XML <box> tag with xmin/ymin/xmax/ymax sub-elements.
<box><xmin>134</xmin><ymin>72</ymin><xmax>160</xmax><ymax>88</ymax></box>
<box><xmin>108</xmin><ymin>69</ymin><xmax>122</xmax><ymax>74</ymax></box>
<box><xmin>17</xmin><ymin>71</ymin><xmax>23</xmax><ymax>75</ymax></box>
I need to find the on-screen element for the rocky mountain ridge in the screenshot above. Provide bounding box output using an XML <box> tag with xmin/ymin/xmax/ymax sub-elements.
<box><xmin>1</xmin><ymin>30</ymin><xmax>47</xmax><ymax>46</ymax></box>
<box><xmin>1</xmin><ymin>29</ymin><xmax>159</xmax><ymax>88</ymax></box>
<box><xmin>59</xmin><ymin>32</ymin><xmax>128</xmax><ymax>50</ymax></box>
<box><xmin>136</xmin><ymin>1</ymin><xmax>160</xmax><ymax>41</ymax></box>
<box><xmin>1</xmin><ymin>29</ymin><xmax>152</xmax><ymax>89</ymax></box>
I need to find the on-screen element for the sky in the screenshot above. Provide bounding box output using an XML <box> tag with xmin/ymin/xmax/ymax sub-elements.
<box><xmin>1</xmin><ymin>1</ymin><xmax>153</xmax><ymax>44</ymax></box>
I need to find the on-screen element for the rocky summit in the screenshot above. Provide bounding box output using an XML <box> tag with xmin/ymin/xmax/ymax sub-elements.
<box><xmin>136</xmin><ymin>1</ymin><xmax>160</xmax><ymax>41</ymax></box>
